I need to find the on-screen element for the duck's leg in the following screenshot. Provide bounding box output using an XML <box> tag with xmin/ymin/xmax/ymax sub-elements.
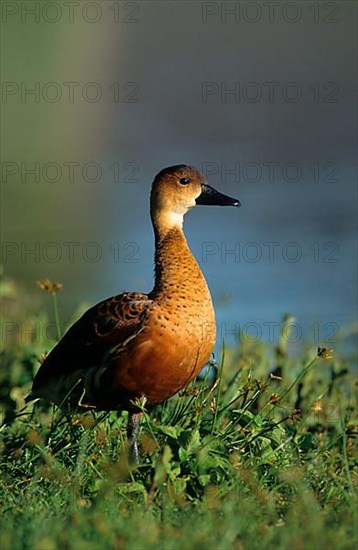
<box><xmin>127</xmin><ymin>411</ymin><xmax>142</xmax><ymax>464</ymax></box>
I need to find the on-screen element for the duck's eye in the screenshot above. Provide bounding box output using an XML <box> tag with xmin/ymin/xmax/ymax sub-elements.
<box><xmin>179</xmin><ymin>177</ymin><xmax>190</xmax><ymax>185</ymax></box>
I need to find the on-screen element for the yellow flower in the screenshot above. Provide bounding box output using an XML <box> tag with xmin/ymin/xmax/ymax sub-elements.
<box><xmin>311</xmin><ymin>398</ymin><xmax>323</xmax><ymax>412</ymax></box>
<box><xmin>37</xmin><ymin>279</ymin><xmax>63</xmax><ymax>293</ymax></box>
<box><xmin>317</xmin><ymin>347</ymin><xmax>334</xmax><ymax>359</ymax></box>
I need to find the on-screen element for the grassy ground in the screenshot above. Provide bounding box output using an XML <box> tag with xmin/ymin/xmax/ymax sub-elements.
<box><xmin>0</xmin><ymin>278</ymin><xmax>357</xmax><ymax>549</ymax></box>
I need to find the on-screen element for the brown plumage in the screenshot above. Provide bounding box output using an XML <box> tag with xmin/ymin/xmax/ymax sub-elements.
<box><xmin>26</xmin><ymin>165</ymin><xmax>240</xmax><ymax>459</ymax></box>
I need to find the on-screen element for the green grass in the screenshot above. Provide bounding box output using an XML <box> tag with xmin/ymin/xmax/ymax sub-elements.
<box><xmin>0</xmin><ymin>277</ymin><xmax>357</xmax><ymax>549</ymax></box>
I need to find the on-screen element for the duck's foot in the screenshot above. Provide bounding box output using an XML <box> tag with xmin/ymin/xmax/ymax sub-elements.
<box><xmin>127</xmin><ymin>411</ymin><xmax>143</xmax><ymax>464</ymax></box>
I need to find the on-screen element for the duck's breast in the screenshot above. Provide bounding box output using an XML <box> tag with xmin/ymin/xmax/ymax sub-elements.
<box><xmin>105</xmin><ymin>296</ymin><xmax>216</xmax><ymax>405</ymax></box>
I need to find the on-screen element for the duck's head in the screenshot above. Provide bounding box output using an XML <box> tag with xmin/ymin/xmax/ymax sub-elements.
<box><xmin>151</xmin><ymin>164</ymin><xmax>240</xmax><ymax>231</ymax></box>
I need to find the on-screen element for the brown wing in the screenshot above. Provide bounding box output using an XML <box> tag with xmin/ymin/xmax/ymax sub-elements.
<box><xmin>29</xmin><ymin>292</ymin><xmax>151</xmax><ymax>402</ymax></box>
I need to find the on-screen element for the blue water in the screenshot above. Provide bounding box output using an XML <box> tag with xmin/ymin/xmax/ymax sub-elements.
<box><xmin>2</xmin><ymin>0</ymin><xmax>356</xmax><ymax>356</ymax></box>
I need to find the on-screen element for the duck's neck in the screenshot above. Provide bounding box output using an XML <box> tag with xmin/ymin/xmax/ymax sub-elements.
<box><xmin>151</xmin><ymin>222</ymin><xmax>203</xmax><ymax>298</ymax></box>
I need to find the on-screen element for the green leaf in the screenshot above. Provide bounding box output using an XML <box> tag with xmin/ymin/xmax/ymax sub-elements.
<box><xmin>178</xmin><ymin>447</ymin><xmax>187</xmax><ymax>461</ymax></box>
<box><xmin>187</xmin><ymin>429</ymin><xmax>201</xmax><ymax>454</ymax></box>
<box><xmin>156</xmin><ymin>425</ymin><xmax>182</xmax><ymax>440</ymax></box>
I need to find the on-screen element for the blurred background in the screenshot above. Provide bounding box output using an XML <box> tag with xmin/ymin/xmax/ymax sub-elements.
<box><xmin>1</xmin><ymin>0</ymin><xmax>357</xmax><ymax>353</ymax></box>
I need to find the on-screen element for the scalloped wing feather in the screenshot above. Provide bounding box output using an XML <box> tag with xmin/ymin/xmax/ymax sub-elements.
<box><xmin>29</xmin><ymin>292</ymin><xmax>152</xmax><ymax>402</ymax></box>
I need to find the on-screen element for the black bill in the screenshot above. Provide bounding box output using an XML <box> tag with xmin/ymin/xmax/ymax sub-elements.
<box><xmin>195</xmin><ymin>184</ymin><xmax>241</xmax><ymax>207</ymax></box>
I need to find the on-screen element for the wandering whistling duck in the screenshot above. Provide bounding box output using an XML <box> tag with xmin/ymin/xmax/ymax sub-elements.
<box><xmin>26</xmin><ymin>165</ymin><xmax>240</xmax><ymax>461</ymax></box>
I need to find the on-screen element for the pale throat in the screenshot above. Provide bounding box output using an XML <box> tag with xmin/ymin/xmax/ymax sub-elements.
<box><xmin>152</xmin><ymin>208</ymin><xmax>187</xmax><ymax>234</ymax></box>
<box><xmin>164</xmin><ymin>210</ymin><xmax>184</xmax><ymax>228</ymax></box>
